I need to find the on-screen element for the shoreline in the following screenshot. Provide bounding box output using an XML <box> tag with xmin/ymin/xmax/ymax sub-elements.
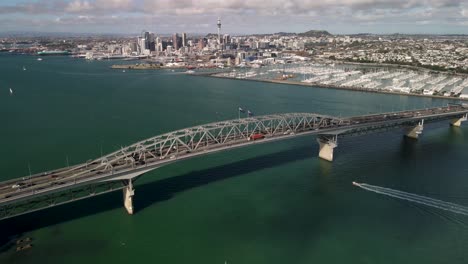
<box><xmin>110</xmin><ymin>64</ymin><xmax>220</xmax><ymax>71</ymax></box>
<box><xmin>202</xmin><ymin>74</ymin><xmax>467</xmax><ymax>102</ymax></box>
<box><xmin>111</xmin><ymin>64</ymin><xmax>168</xmax><ymax>70</ymax></box>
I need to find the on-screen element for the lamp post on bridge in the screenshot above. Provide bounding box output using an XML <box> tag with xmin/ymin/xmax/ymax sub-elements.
<box><xmin>238</xmin><ymin>107</ymin><xmax>245</xmax><ymax>119</ymax></box>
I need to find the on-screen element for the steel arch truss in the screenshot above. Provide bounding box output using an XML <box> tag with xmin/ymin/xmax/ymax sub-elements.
<box><xmin>56</xmin><ymin>113</ymin><xmax>348</xmax><ymax>178</ymax></box>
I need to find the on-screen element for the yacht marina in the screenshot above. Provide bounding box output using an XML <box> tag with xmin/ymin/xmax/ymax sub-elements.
<box><xmin>211</xmin><ymin>62</ymin><xmax>468</xmax><ymax>100</ymax></box>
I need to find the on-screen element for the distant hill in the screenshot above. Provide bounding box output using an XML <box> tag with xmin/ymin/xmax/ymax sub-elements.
<box><xmin>205</xmin><ymin>30</ymin><xmax>333</xmax><ymax>38</ymax></box>
<box><xmin>273</xmin><ymin>32</ymin><xmax>297</xmax><ymax>36</ymax></box>
<box><xmin>205</xmin><ymin>33</ymin><xmax>219</xmax><ymax>38</ymax></box>
<box><xmin>298</xmin><ymin>30</ymin><xmax>332</xmax><ymax>37</ymax></box>
<box><xmin>249</xmin><ymin>30</ymin><xmax>331</xmax><ymax>37</ymax></box>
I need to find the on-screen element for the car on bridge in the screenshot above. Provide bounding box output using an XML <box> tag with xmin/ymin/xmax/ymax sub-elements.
<box><xmin>249</xmin><ymin>133</ymin><xmax>265</xmax><ymax>141</ymax></box>
<box><xmin>12</xmin><ymin>183</ymin><xmax>23</xmax><ymax>189</ymax></box>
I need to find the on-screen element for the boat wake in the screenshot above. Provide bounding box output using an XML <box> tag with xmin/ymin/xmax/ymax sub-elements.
<box><xmin>353</xmin><ymin>182</ymin><xmax>468</xmax><ymax>216</ymax></box>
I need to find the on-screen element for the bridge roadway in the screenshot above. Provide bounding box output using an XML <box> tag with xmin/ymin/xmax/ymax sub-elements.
<box><xmin>1</xmin><ymin>105</ymin><xmax>467</xmax><ymax>220</ymax></box>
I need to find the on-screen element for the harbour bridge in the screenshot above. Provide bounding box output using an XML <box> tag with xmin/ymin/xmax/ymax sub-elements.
<box><xmin>1</xmin><ymin>105</ymin><xmax>467</xmax><ymax>220</ymax></box>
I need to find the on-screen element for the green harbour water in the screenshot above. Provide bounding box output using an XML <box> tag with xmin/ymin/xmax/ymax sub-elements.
<box><xmin>1</xmin><ymin>54</ymin><xmax>468</xmax><ymax>263</ymax></box>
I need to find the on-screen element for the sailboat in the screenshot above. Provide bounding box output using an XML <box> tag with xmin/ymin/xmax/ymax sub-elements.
<box><xmin>9</xmin><ymin>88</ymin><xmax>13</xmax><ymax>95</ymax></box>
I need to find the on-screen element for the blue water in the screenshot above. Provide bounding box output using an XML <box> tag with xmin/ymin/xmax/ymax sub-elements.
<box><xmin>0</xmin><ymin>54</ymin><xmax>467</xmax><ymax>264</ymax></box>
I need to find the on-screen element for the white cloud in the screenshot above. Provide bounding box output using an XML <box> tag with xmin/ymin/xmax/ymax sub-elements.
<box><xmin>95</xmin><ymin>0</ymin><xmax>133</xmax><ymax>9</ymax></box>
<box><xmin>462</xmin><ymin>8</ymin><xmax>468</xmax><ymax>17</ymax></box>
<box><xmin>1</xmin><ymin>0</ymin><xmax>468</xmax><ymax>34</ymax></box>
<box><xmin>2</xmin><ymin>0</ymin><xmax>466</xmax><ymax>16</ymax></box>
<box><xmin>66</xmin><ymin>1</ymin><xmax>93</xmax><ymax>12</ymax></box>
<box><xmin>65</xmin><ymin>0</ymin><xmax>133</xmax><ymax>13</ymax></box>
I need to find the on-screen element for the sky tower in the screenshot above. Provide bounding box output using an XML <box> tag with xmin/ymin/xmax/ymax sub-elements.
<box><xmin>217</xmin><ymin>17</ymin><xmax>221</xmax><ymax>43</ymax></box>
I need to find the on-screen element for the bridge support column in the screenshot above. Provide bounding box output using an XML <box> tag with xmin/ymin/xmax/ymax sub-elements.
<box><xmin>450</xmin><ymin>114</ymin><xmax>467</xmax><ymax>127</ymax></box>
<box><xmin>123</xmin><ymin>179</ymin><xmax>135</xmax><ymax>215</ymax></box>
<box><xmin>317</xmin><ymin>135</ymin><xmax>338</xmax><ymax>162</ymax></box>
<box><xmin>406</xmin><ymin>120</ymin><xmax>424</xmax><ymax>139</ymax></box>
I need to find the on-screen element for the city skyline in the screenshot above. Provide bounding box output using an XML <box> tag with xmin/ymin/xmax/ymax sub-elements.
<box><xmin>1</xmin><ymin>0</ymin><xmax>468</xmax><ymax>35</ymax></box>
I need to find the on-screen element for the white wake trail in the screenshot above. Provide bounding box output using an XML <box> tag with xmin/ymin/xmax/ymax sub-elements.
<box><xmin>353</xmin><ymin>182</ymin><xmax>468</xmax><ymax>216</ymax></box>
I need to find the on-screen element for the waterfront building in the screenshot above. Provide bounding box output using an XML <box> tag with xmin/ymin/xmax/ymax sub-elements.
<box><xmin>155</xmin><ymin>37</ymin><xmax>163</xmax><ymax>53</ymax></box>
<box><xmin>130</xmin><ymin>42</ymin><xmax>138</xmax><ymax>53</ymax></box>
<box><xmin>156</xmin><ymin>43</ymin><xmax>163</xmax><ymax>53</ymax></box>
<box><xmin>180</xmin><ymin>46</ymin><xmax>189</xmax><ymax>54</ymax></box>
<box><xmin>166</xmin><ymin>45</ymin><xmax>173</xmax><ymax>55</ymax></box>
<box><xmin>223</xmin><ymin>34</ymin><xmax>231</xmax><ymax>45</ymax></box>
<box><xmin>198</xmin><ymin>38</ymin><xmax>206</xmax><ymax>49</ymax></box>
<box><xmin>237</xmin><ymin>52</ymin><xmax>247</xmax><ymax>60</ymax></box>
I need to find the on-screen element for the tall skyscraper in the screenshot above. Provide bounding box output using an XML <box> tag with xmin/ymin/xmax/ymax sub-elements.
<box><xmin>138</xmin><ymin>31</ymin><xmax>155</xmax><ymax>54</ymax></box>
<box><xmin>155</xmin><ymin>37</ymin><xmax>162</xmax><ymax>52</ymax></box>
<box><xmin>142</xmin><ymin>31</ymin><xmax>151</xmax><ymax>50</ymax></box>
<box><xmin>148</xmin><ymin>33</ymin><xmax>155</xmax><ymax>51</ymax></box>
<box><xmin>172</xmin><ymin>33</ymin><xmax>182</xmax><ymax>50</ymax></box>
<box><xmin>181</xmin><ymin>33</ymin><xmax>187</xmax><ymax>47</ymax></box>
<box><xmin>217</xmin><ymin>17</ymin><xmax>221</xmax><ymax>44</ymax></box>
<box><xmin>137</xmin><ymin>36</ymin><xmax>146</xmax><ymax>54</ymax></box>
<box><xmin>172</xmin><ymin>33</ymin><xmax>178</xmax><ymax>50</ymax></box>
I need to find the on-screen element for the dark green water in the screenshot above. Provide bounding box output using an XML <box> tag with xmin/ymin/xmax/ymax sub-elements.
<box><xmin>1</xmin><ymin>54</ymin><xmax>468</xmax><ymax>263</ymax></box>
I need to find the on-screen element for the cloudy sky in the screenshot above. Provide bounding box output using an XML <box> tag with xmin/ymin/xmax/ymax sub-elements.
<box><xmin>1</xmin><ymin>0</ymin><xmax>468</xmax><ymax>34</ymax></box>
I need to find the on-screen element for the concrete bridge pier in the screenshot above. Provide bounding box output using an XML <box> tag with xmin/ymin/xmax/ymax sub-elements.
<box><xmin>406</xmin><ymin>119</ymin><xmax>424</xmax><ymax>139</ymax></box>
<box><xmin>123</xmin><ymin>179</ymin><xmax>135</xmax><ymax>215</ymax></box>
<box><xmin>450</xmin><ymin>114</ymin><xmax>467</xmax><ymax>127</ymax></box>
<box><xmin>317</xmin><ymin>135</ymin><xmax>338</xmax><ymax>162</ymax></box>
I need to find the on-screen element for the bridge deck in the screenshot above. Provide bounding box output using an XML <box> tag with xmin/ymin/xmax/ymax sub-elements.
<box><xmin>1</xmin><ymin>105</ymin><xmax>467</xmax><ymax>218</ymax></box>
